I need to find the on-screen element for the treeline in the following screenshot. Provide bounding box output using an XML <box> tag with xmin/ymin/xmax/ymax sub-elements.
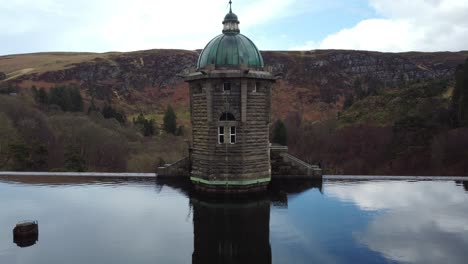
<box><xmin>0</xmin><ymin>94</ymin><xmax>134</xmax><ymax>172</ymax></box>
<box><xmin>287</xmin><ymin>119</ymin><xmax>468</xmax><ymax>175</ymax></box>
<box><xmin>284</xmin><ymin>59</ymin><xmax>468</xmax><ymax>175</ymax></box>
<box><xmin>0</xmin><ymin>85</ymin><xmax>187</xmax><ymax>172</ymax></box>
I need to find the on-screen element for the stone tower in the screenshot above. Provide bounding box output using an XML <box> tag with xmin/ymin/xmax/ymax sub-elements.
<box><xmin>185</xmin><ymin>2</ymin><xmax>276</xmax><ymax>193</ymax></box>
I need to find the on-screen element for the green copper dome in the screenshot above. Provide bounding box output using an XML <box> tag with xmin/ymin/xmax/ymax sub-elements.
<box><xmin>197</xmin><ymin>3</ymin><xmax>264</xmax><ymax>70</ymax></box>
<box><xmin>197</xmin><ymin>34</ymin><xmax>264</xmax><ymax>70</ymax></box>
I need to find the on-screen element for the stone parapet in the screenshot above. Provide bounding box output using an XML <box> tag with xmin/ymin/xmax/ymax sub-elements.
<box><xmin>270</xmin><ymin>146</ymin><xmax>322</xmax><ymax>179</ymax></box>
<box><xmin>157</xmin><ymin>157</ymin><xmax>190</xmax><ymax>178</ymax></box>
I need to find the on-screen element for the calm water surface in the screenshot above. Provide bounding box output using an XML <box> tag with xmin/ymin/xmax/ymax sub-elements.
<box><xmin>0</xmin><ymin>176</ymin><xmax>467</xmax><ymax>264</ymax></box>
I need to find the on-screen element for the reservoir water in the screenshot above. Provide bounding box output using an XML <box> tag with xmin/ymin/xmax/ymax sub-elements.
<box><xmin>0</xmin><ymin>176</ymin><xmax>467</xmax><ymax>264</ymax></box>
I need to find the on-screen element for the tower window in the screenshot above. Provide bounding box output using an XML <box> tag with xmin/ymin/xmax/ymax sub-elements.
<box><xmin>223</xmin><ymin>83</ymin><xmax>231</xmax><ymax>93</ymax></box>
<box><xmin>230</xmin><ymin>126</ymin><xmax>236</xmax><ymax>144</ymax></box>
<box><xmin>218</xmin><ymin>126</ymin><xmax>236</xmax><ymax>144</ymax></box>
<box><xmin>254</xmin><ymin>82</ymin><xmax>260</xmax><ymax>93</ymax></box>
<box><xmin>218</xmin><ymin>126</ymin><xmax>225</xmax><ymax>144</ymax></box>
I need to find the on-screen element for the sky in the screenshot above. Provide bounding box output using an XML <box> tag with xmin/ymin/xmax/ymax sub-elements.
<box><xmin>0</xmin><ymin>0</ymin><xmax>467</xmax><ymax>55</ymax></box>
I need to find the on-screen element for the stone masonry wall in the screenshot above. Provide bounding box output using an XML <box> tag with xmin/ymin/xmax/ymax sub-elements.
<box><xmin>189</xmin><ymin>77</ymin><xmax>274</xmax><ymax>182</ymax></box>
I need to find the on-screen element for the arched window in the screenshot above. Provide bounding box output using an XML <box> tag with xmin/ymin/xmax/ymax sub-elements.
<box><xmin>220</xmin><ymin>112</ymin><xmax>236</xmax><ymax>121</ymax></box>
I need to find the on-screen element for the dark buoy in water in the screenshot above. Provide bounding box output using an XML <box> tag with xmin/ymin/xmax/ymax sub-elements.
<box><xmin>13</xmin><ymin>221</ymin><xmax>39</xmax><ymax>248</ymax></box>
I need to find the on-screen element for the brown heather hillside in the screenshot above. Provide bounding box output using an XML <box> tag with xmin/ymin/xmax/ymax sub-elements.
<box><xmin>1</xmin><ymin>49</ymin><xmax>468</xmax><ymax>175</ymax></box>
<box><xmin>1</xmin><ymin>49</ymin><xmax>467</xmax><ymax>122</ymax></box>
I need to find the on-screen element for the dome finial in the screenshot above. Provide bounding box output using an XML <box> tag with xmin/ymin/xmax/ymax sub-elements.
<box><xmin>229</xmin><ymin>0</ymin><xmax>232</xmax><ymax>13</ymax></box>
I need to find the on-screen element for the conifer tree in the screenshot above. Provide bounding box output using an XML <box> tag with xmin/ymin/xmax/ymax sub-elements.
<box><xmin>453</xmin><ymin>58</ymin><xmax>468</xmax><ymax>127</ymax></box>
<box><xmin>69</xmin><ymin>87</ymin><xmax>83</xmax><ymax>112</ymax></box>
<box><xmin>133</xmin><ymin>113</ymin><xmax>156</xmax><ymax>136</ymax></box>
<box><xmin>102</xmin><ymin>105</ymin><xmax>126</xmax><ymax>125</ymax></box>
<box><xmin>272</xmin><ymin>119</ymin><xmax>287</xmax><ymax>146</ymax></box>
<box><xmin>343</xmin><ymin>94</ymin><xmax>355</xmax><ymax>110</ymax></box>
<box><xmin>37</xmin><ymin>88</ymin><xmax>48</xmax><ymax>105</ymax></box>
<box><xmin>163</xmin><ymin>105</ymin><xmax>177</xmax><ymax>135</ymax></box>
<box><xmin>459</xmin><ymin>58</ymin><xmax>468</xmax><ymax>126</ymax></box>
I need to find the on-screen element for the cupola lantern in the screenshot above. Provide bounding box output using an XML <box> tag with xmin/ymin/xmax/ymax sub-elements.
<box><xmin>222</xmin><ymin>1</ymin><xmax>240</xmax><ymax>34</ymax></box>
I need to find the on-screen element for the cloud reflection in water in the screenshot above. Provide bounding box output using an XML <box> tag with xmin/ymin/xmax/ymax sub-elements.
<box><xmin>326</xmin><ymin>181</ymin><xmax>468</xmax><ymax>264</ymax></box>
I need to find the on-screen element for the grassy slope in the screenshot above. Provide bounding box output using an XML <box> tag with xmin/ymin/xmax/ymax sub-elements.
<box><xmin>0</xmin><ymin>52</ymin><xmax>113</xmax><ymax>77</ymax></box>
<box><xmin>0</xmin><ymin>49</ymin><xmax>194</xmax><ymax>80</ymax></box>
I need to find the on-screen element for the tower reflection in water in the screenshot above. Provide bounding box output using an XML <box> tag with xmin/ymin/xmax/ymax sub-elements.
<box><xmin>188</xmin><ymin>179</ymin><xmax>322</xmax><ymax>264</ymax></box>
<box><xmin>191</xmin><ymin>197</ymin><xmax>272</xmax><ymax>264</ymax></box>
<box><xmin>152</xmin><ymin>178</ymin><xmax>322</xmax><ymax>264</ymax></box>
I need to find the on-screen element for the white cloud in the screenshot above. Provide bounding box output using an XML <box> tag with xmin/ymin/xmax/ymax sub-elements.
<box><xmin>292</xmin><ymin>0</ymin><xmax>468</xmax><ymax>52</ymax></box>
<box><xmin>326</xmin><ymin>181</ymin><xmax>468</xmax><ymax>264</ymax></box>
<box><xmin>0</xmin><ymin>0</ymin><xmax>296</xmax><ymax>55</ymax></box>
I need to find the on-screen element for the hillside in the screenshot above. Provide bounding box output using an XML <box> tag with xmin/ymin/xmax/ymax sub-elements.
<box><xmin>1</xmin><ymin>49</ymin><xmax>468</xmax><ymax>175</ymax></box>
<box><xmin>1</xmin><ymin>49</ymin><xmax>467</xmax><ymax>121</ymax></box>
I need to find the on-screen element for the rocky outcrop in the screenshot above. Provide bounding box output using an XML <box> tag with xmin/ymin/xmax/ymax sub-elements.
<box><xmin>263</xmin><ymin>50</ymin><xmax>466</xmax><ymax>104</ymax></box>
<box><xmin>5</xmin><ymin>49</ymin><xmax>467</xmax><ymax>111</ymax></box>
<box><xmin>9</xmin><ymin>50</ymin><xmax>198</xmax><ymax>100</ymax></box>
<box><xmin>264</xmin><ymin>50</ymin><xmax>462</xmax><ymax>84</ymax></box>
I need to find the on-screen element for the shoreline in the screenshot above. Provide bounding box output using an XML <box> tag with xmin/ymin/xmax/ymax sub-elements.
<box><xmin>324</xmin><ymin>175</ymin><xmax>468</xmax><ymax>181</ymax></box>
<box><xmin>0</xmin><ymin>171</ymin><xmax>156</xmax><ymax>178</ymax></box>
<box><xmin>0</xmin><ymin>172</ymin><xmax>467</xmax><ymax>181</ymax></box>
